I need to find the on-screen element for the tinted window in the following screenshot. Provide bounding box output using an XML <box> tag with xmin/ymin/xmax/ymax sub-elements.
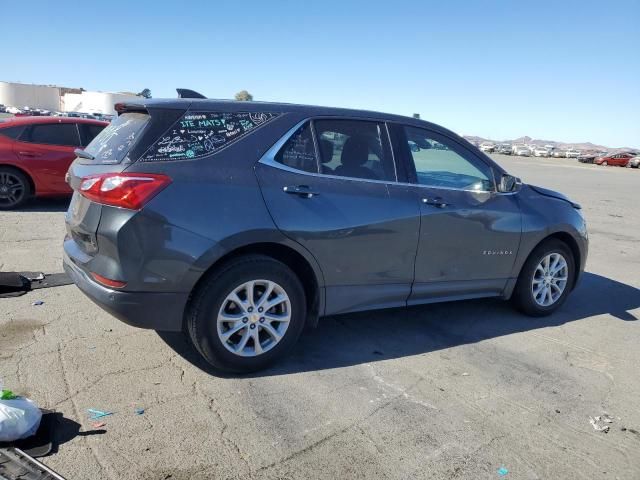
<box><xmin>80</xmin><ymin>124</ymin><xmax>106</xmax><ymax>147</ymax></box>
<box><xmin>0</xmin><ymin>126</ymin><xmax>25</xmax><ymax>140</ymax></box>
<box><xmin>142</xmin><ymin>111</ymin><xmax>279</xmax><ymax>162</ymax></box>
<box><xmin>403</xmin><ymin>126</ymin><xmax>493</xmax><ymax>191</ymax></box>
<box><xmin>313</xmin><ymin>120</ymin><xmax>395</xmax><ymax>181</ymax></box>
<box><xmin>84</xmin><ymin>113</ymin><xmax>149</xmax><ymax>164</ymax></box>
<box><xmin>274</xmin><ymin>122</ymin><xmax>318</xmax><ymax>173</ymax></box>
<box><xmin>25</xmin><ymin>123</ymin><xmax>80</xmax><ymax>146</ymax></box>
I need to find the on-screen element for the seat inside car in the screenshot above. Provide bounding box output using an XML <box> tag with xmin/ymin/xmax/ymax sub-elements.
<box><xmin>318</xmin><ymin>139</ymin><xmax>334</xmax><ymax>174</ymax></box>
<box><xmin>334</xmin><ymin>135</ymin><xmax>378</xmax><ymax>180</ymax></box>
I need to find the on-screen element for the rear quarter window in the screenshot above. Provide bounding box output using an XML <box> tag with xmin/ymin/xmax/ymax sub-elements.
<box><xmin>0</xmin><ymin>125</ymin><xmax>25</xmax><ymax>140</ymax></box>
<box><xmin>141</xmin><ymin>111</ymin><xmax>279</xmax><ymax>162</ymax></box>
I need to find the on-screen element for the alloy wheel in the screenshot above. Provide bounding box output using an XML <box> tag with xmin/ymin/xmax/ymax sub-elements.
<box><xmin>217</xmin><ymin>279</ymin><xmax>291</xmax><ymax>357</ymax></box>
<box><xmin>0</xmin><ymin>171</ymin><xmax>26</xmax><ymax>208</ymax></box>
<box><xmin>531</xmin><ymin>253</ymin><xmax>568</xmax><ymax>307</ymax></box>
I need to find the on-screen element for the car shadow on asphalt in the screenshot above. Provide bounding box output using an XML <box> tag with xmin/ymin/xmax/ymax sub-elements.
<box><xmin>18</xmin><ymin>197</ymin><xmax>70</xmax><ymax>212</ymax></box>
<box><xmin>158</xmin><ymin>272</ymin><xmax>639</xmax><ymax>378</ymax></box>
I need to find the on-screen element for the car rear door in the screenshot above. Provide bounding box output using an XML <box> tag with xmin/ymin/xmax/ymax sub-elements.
<box><xmin>15</xmin><ymin>122</ymin><xmax>82</xmax><ymax>194</ymax></box>
<box><xmin>256</xmin><ymin>118</ymin><xmax>421</xmax><ymax>315</ymax></box>
<box><xmin>391</xmin><ymin>124</ymin><xmax>522</xmax><ymax>303</ymax></box>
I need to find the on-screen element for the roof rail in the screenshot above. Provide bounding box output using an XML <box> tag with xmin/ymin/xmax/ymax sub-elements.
<box><xmin>176</xmin><ymin>88</ymin><xmax>207</xmax><ymax>99</ymax></box>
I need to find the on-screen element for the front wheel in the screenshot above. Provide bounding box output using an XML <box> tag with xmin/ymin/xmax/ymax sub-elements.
<box><xmin>186</xmin><ymin>255</ymin><xmax>307</xmax><ymax>373</ymax></box>
<box><xmin>512</xmin><ymin>240</ymin><xmax>575</xmax><ymax>317</ymax></box>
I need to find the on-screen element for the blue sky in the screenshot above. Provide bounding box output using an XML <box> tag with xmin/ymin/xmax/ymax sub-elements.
<box><xmin>4</xmin><ymin>0</ymin><xmax>639</xmax><ymax>147</ymax></box>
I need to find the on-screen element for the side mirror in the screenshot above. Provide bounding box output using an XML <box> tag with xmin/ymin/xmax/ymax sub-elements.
<box><xmin>498</xmin><ymin>174</ymin><xmax>521</xmax><ymax>193</ymax></box>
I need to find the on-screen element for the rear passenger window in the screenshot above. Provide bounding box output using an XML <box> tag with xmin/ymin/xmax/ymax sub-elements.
<box><xmin>274</xmin><ymin>123</ymin><xmax>318</xmax><ymax>173</ymax></box>
<box><xmin>24</xmin><ymin>123</ymin><xmax>80</xmax><ymax>146</ymax></box>
<box><xmin>313</xmin><ymin>120</ymin><xmax>395</xmax><ymax>181</ymax></box>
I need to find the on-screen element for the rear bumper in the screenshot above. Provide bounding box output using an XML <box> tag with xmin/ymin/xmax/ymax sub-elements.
<box><xmin>63</xmin><ymin>251</ymin><xmax>186</xmax><ymax>331</ymax></box>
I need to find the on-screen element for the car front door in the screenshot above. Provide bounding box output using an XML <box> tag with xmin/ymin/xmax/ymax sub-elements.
<box><xmin>392</xmin><ymin>125</ymin><xmax>522</xmax><ymax>304</ymax></box>
<box><xmin>256</xmin><ymin>119</ymin><xmax>421</xmax><ymax>315</ymax></box>
<box><xmin>15</xmin><ymin>122</ymin><xmax>82</xmax><ymax>194</ymax></box>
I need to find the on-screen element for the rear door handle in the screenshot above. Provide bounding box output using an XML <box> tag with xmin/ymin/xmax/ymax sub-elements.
<box><xmin>422</xmin><ymin>197</ymin><xmax>449</xmax><ymax>208</ymax></box>
<box><xmin>19</xmin><ymin>151</ymin><xmax>42</xmax><ymax>157</ymax></box>
<box><xmin>283</xmin><ymin>185</ymin><xmax>319</xmax><ymax>198</ymax></box>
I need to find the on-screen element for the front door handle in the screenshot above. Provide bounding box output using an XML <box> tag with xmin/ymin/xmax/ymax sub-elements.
<box><xmin>422</xmin><ymin>197</ymin><xmax>449</xmax><ymax>208</ymax></box>
<box><xmin>283</xmin><ymin>185</ymin><xmax>319</xmax><ymax>198</ymax></box>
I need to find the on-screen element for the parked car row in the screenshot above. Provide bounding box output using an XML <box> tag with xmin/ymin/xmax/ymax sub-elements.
<box><xmin>474</xmin><ymin>138</ymin><xmax>639</xmax><ymax>169</ymax></box>
<box><xmin>0</xmin><ymin>104</ymin><xmax>113</xmax><ymax>122</ymax></box>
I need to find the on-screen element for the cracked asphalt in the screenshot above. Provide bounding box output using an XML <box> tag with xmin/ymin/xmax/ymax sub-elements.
<box><xmin>1</xmin><ymin>155</ymin><xmax>639</xmax><ymax>479</ymax></box>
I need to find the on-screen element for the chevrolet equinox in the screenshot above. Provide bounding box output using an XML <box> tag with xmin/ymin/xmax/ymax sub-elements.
<box><xmin>64</xmin><ymin>95</ymin><xmax>588</xmax><ymax>372</ymax></box>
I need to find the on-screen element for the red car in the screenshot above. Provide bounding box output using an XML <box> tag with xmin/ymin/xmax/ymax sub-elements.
<box><xmin>595</xmin><ymin>152</ymin><xmax>636</xmax><ymax>167</ymax></box>
<box><xmin>0</xmin><ymin>116</ymin><xmax>107</xmax><ymax>209</ymax></box>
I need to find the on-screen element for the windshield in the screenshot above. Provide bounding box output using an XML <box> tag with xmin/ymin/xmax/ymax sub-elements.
<box><xmin>83</xmin><ymin>112</ymin><xmax>149</xmax><ymax>164</ymax></box>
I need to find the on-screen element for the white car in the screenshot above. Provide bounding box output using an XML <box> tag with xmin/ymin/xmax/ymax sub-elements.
<box><xmin>479</xmin><ymin>143</ymin><xmax>495</xmax><ymax>153</ymax></box>
<box><xmin>5</xmin><ymin>106</ymin><xmax>22</xmax><ymax>114</ymax></box>
<box><xmin>565</xmin><ymin>150</ymin><xmax>581</xmax><ymax>158</ymax></box>
<box><xmin>627</xmin><ymin>156</ymin><xmax>640</xmax><ymax>168</ymax></box>
<box><xmin>514</xmin><ymin>146</ymin><xmax>531</xmax><ymax>156</ymax></box>
<box><xmin>534</xmin><ymin>148</ymin><xmax>549</xmax><ymax>157</ymax></box>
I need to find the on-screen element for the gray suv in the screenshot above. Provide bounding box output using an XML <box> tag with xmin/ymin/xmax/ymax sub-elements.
<box><xmin>63</xmin><ymin>97</ymin><xmax>588</xmax><ymax>372</ymax></box>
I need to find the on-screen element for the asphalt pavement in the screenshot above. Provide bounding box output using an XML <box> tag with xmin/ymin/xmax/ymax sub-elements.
<box><xmin>1</xmin><ymin>155</ymin><xmax>639</xmax><ymax>479</ymax></box>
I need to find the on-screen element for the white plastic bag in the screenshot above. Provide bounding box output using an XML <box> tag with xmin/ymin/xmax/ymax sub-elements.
<box><xmin>0</xmin><ymin>397</ymin><xmax>42</xmax><ymax>442</ymax></box>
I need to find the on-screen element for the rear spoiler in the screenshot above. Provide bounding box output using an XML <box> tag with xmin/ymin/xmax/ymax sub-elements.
<box><xmin>113</xmin><ymin>88</ymin><xmax>206</xmax><ymax>115</ymax></box>
<box><xmin>176</xmin><ymin>88</ymin><xmax>206</xmax><ymax>99</ymax></box>
<box><xmin>114</xmin><ymin>102</ymin><xmax>148</xmax><ymax>115</ymax></box>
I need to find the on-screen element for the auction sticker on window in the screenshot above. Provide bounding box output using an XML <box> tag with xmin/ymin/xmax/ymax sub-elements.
<box><xmin>142</xmin><ymin>111</ymin><xmax>279</xmax><ymax>161</ymax></box>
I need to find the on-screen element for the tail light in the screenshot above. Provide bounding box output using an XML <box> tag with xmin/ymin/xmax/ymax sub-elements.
<box><xmin>79</xmin><ymin>173</ymin><xmax>171</xmax><ymax>210</ymax></box>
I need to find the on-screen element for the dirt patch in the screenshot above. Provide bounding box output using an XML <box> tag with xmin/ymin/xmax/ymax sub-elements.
<box><xmin>0</xmin><ymin>319</ymin><xmax>45</xmax><ymax>357</ymax></box>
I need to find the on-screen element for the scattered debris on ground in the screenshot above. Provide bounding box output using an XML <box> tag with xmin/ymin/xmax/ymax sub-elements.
<box><xmin>87</xmin><ymin>409</ymin><xmax>113</xmax><ymax>420</ymax></box>
<box><xmin>589</xmin><ymin>414</ymin><xmax>614</xmax><ymax>433</ymax></box>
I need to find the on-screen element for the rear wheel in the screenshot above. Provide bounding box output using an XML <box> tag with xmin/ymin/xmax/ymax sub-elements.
<box><xmin>602</xmin><ymin>161</ymin><xmax>608</xmax><ymax>166</ymax></box>
<box><xmin>512</xmin><ymin>239</ymin><xmax>575</xmax><ymax>317</ymax></box>
<box><xmin>186</xmin><ymin>255</ymin><xmax>307</xmax><ymax>373</ymax></box>
<box><xmin>0</xmin><ymin>168</ymin><xmax>31</xmax><ymax>210</ymax></box>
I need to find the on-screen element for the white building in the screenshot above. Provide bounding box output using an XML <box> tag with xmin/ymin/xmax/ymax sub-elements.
<box><xmin>0</xmin><ymin>81</ymin><xmax>140</xmax><ymax>115</ymax></box>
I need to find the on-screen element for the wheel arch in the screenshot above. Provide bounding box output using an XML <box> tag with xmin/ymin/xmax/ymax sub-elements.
<box><xmin>518</xmin><ymin>231</ymin><xmax>582</xmax><ymax>288</ymax></box>
<box><xmin>184</xmin><ymin>241</ymin><xmax>324</xmax><ymax>330</ymax></box>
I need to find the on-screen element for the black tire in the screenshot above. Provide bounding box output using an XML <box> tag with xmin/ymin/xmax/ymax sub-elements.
<box><xmin>512</xmin><ymin>239</ymin><xmax>575</xmax><ymax>317</ymax></box>
<box><xmin>0</xmin><ymin>167</ymin><xmax>31</xmax><ymax>210</ymax></box>
<box><xmin>186</xmin><ymin>255</ymin><xmax>307</xmax><ymax>373</ymax></box>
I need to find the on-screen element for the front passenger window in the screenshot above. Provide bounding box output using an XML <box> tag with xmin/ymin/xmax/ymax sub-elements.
<box><xmin>403</xmin><ymin>126</ymin><xmax>494</xmax><ymax>191</ymax></box>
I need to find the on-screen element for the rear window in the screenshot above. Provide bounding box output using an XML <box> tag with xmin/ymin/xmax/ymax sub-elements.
<box><xmin>84</xmin><ymin>112</ymin><xmax>149</xmax><ymax>164</ymax></box>
<box><xmin>141</xmin><ymin>111</ymin><xmax>279</xmax><ymax>162</ymax></box>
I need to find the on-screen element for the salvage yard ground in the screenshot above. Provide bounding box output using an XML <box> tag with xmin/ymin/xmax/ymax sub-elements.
<box><xmin>1</xmin><ymin>155</ymin><xmax>639</xmax><ymax>479</ymax></box>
